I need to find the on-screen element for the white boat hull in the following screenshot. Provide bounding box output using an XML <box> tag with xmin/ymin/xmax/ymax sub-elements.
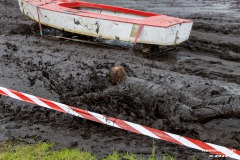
<box><xmin>18</xmin><ymin>0</ymin><xmax>193</xmax><ymax>45</ymax></box>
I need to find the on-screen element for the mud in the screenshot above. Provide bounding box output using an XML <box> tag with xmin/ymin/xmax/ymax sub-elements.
<box><xmin>0</xmin><ymin>0</ymin><xmax>240</xmax><ymax>159</ymax></box>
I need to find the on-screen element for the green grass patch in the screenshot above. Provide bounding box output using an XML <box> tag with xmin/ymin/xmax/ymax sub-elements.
<box><xmin>0</xmin><ymin>141</ymin><xmax>177</xmax><ymax>160</ymax></box>
<box><xmin>0</xmin><ymin>142</ymin><xmax>95</xmax><ymax>160</ymax></box>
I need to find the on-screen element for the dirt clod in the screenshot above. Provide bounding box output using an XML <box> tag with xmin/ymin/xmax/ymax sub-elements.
<box><xmin>109</xmin><ymin>66</ymin><xmax>126</xmax><ymax>85</ymax></box>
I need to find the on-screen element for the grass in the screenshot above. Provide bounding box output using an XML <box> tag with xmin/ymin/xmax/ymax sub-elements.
<box><xmin>0</xmin><ymin>141</ymin><xmax>177</xmax><ymax>160</ymax></box>
<box><xmin>0</xmin><ymin>142</ymin><xmax>95</xmax><ymax>160</ymax></box>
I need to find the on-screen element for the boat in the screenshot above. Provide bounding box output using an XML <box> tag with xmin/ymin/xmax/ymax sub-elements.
<box><xmin>17</xmin><ymin>0</ymin><xmax>193</xmax><ymax>46</ymax></box>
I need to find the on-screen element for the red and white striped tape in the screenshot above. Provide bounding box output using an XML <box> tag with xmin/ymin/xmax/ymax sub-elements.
<box><xmin>0</xmin><ymin>86</ymin><xmax>239</xmax><ymax>159</ymax></box>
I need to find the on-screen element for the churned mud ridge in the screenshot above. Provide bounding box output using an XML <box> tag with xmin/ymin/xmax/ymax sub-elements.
<box><xmin>182</xmin><ymin>8</ymin><xmax>240</xmax><ymax>61</ymax></box>
<box><xmin>182</xmin><ymin>14</ymin><xmax>240</xmax><ymax>61</ymax></box>
<box><xmin>192</xmin><ymin>21</ymin><xmax>240</xmax><ymax>35</ymax></box>
<box><xmin>80</xmin><ymin>77</ymin><xmax>240</xmax><ymax>123</ymax></box>
<box><xmin>169</xmin><ymin>58</ymin><xmax>240</xmax><ymax>85</ymax></box>
<box><xmin>132</xmin><ymin>50</ymin><xmax>240</xmax><ymax>85</ymax></box>
<box><xmin>188</xmin><ymin>13</ymin><xmax>240</xmax><ymax>35</ymax></box>
<box><xmin>183</xmin><ymin>31</ymin><xmax>240</xmax><ymax>61</ymax></box>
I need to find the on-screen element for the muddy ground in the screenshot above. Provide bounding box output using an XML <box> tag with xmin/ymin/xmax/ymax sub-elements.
<box><xmin>0</xmin><ymin>0</ymin><xmax>240</xmax><ymax>159</ymax></box>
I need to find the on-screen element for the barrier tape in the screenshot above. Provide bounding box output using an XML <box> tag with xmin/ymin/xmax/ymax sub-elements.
<box><xmin>0</xmin><ymin>86</ymin><xmax>239</xmax><ymax>159</ymax></box>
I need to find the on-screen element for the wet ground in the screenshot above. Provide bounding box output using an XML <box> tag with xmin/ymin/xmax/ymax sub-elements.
<box><xmin>0</xmin><ymin>0</ymin><xmax>240</xmax><ymax>159</ymax></box>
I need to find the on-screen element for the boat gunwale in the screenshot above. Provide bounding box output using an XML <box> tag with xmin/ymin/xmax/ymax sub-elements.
<box><xmin>23</xmin><ymin>0</ymin><xmax>193</xmax><ymax>28</ymax></box>
<box><xmin>58</xmin><ymin>1</ymin><xmax>158</xmax><ymax>17</ymax></box>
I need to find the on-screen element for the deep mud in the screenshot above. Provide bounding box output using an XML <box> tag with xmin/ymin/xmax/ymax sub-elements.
<box><xmin>0</xmin><ymin>0</ymin><xmax>240</xmax><ymax>159</ymax></box>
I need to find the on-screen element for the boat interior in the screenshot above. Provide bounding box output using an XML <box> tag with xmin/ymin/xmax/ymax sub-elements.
<box><xmin>59</xmin><ymin>1</ymin><xmax>158</xmax><ymax>20</ymax></box>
